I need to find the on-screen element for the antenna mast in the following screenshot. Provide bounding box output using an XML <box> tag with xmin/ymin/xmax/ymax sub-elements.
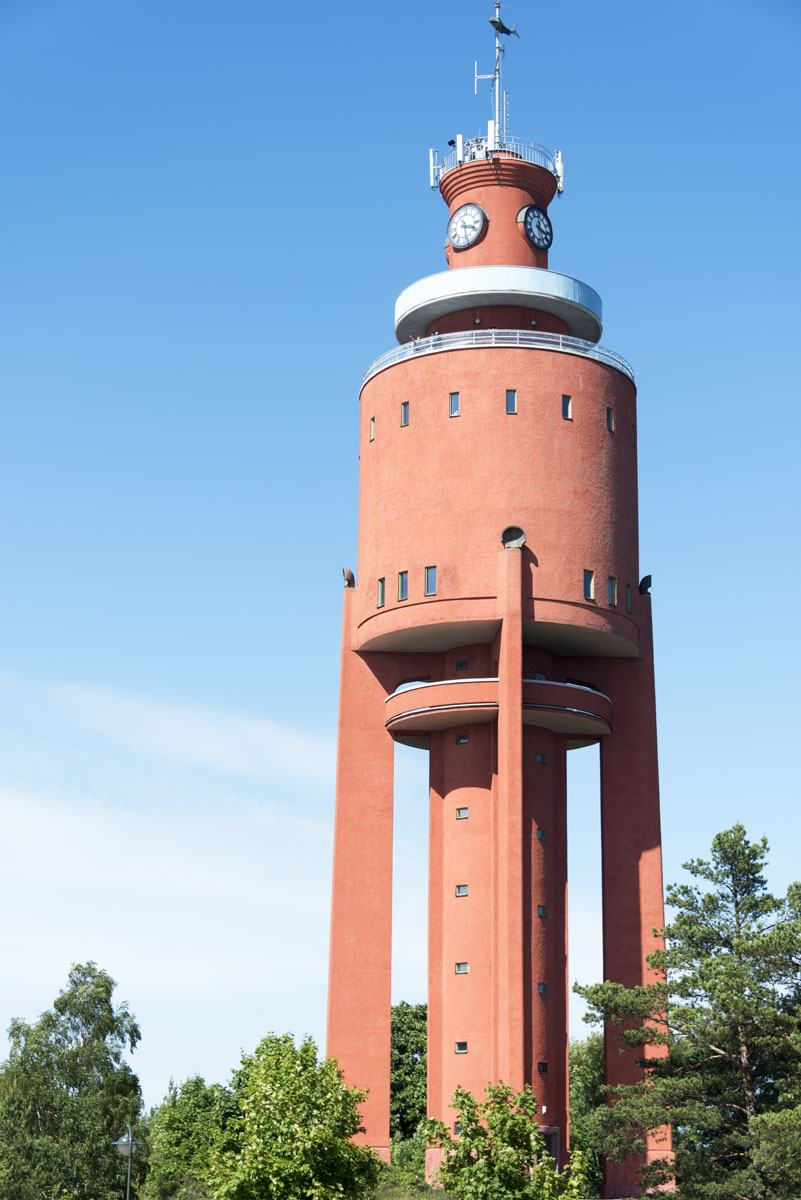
<box><xmin>475</xmin><ymin>1</ymin><xmax>517</xmax><ymax>145</ymax></box>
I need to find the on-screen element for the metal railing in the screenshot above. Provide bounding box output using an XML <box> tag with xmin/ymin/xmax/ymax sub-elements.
<box><xmin>437</xmin><ymin>135</ymin><xmax>558</xmax><ymax>183</ymax></box>
<box><xmin>361</xmin><ymin>328</ymin><xmax>634</xmax><ymax>388</ymax></box>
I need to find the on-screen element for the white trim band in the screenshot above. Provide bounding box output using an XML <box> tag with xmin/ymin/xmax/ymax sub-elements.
<box><xmin>394</xmin><ymin>266</ymin><xmax>603</xmax><ymax>343</ymax></box>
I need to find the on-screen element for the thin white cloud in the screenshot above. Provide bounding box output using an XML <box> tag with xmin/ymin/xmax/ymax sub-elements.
<box><xmin>39</xmin><ymin>679</ymin><xmax>336</xmax><ymax>788</ymax></box>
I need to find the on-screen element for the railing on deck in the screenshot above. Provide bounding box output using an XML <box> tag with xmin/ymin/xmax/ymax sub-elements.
<box><xmin>361</xmin><ymin>328</ymin><xmax>634</xmax><ymax>388</ymax></box>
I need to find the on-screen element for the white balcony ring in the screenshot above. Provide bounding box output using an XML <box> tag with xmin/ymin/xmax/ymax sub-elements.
<box><xmin>394</xmin><ymin>266</ymin><xmax>603</xmax><ymax>344</ymax></box>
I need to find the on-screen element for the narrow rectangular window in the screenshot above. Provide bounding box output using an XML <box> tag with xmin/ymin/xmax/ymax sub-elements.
<box><xmin>400</xmin><ymin>401</ymin><xmax>410</xmax><ymax>427</ymax></box>
<box><xmin>376</xmin><ymin>577</ymin><xmax>385</xmax><ymax>609</ymax></box>
<box><xmin>535</xmin><ymin>752</ymin><xmax>548</xmax><ymax>765</ymax></box>
<box><xmin>455</xmin><ymin>659</ymin><xmax>469</xmax><ymax>670</ymax></box>
<box><xmin>455</xmin><ymin>807</ymin><xmax>469</xmax><ymax>820</ymax></box>
<box><xmin>606</xmin><ymin>406</ymin><xmax>615</xmax><ymax>432</ymax></box>
<box><xmin>455</xmin><ymin>962</ymin><xmax>469</xmax><ymax>974</ymax></box>
<box><xmin>506</xmin><ymin>389</ymin><xmax>518</xmax><ymax>414</ymax></box>
<box><xmin>625</xmin><ymin>584</ymin><xmax>633</xmax><ymax>614</ymax></box>
<box><xmin>537</xmin><ymin>905</ymin><xmax>548</xmax><ymax>918</ymax></box>
<box><xmin>562</xmin><ymin>394</ymin><xmax>572</xmax><ymax>420</ymax></box>
<box><xmin>453</xmin><ymin>1122</ymin><xmax>461</xmax><ymax>1135</ymax></box>
<box><xmin>455</xmin><ymin>1041</ymin><xmax>468</xmax><ymax>1054</ymax></box>
<box><xmin>455</xmin><ymin>884</ymin><xmax>468</xmax><ymax>897</ymax></box>
<box><xmin>455</xmin><ymin>733</ymin><xmax>469</xmax><ymax>745</ymax></box>
<box><xmin>369</xmin><ymin>416</ymin><xmax>375</xmax><ymax>442</ymax></box>
<box><xmin>537</xmin><ymin>1061</ymin><xmax>548</xmax><ymax>1075</ymax></box>
<box><xmin>538</xmin><ymin>982</ymin><xmax>548</xmax><ymax>996</ymax></box>
<box><xmin>398</xmin><ymin>571</ymin><xmax>408</xmax><ymax>601</ymax></box>
<box><xmin>608</xmin><ymin>575</ymin><xmax>618</xmax><ymax>606</ymax></box>
<box><xmin>449</xmin><ymin>391</ymin><xmax>460</xmax><ymax>417</ymax></box>
<box><xmin>537</xmin><ymin>828</ymin><xmax>547</xmax><ymax>842</ymax></box>
<box><xmin>424</xmin><ymin>565</ymin><xmax>437</xmax><ymax>596</ymax></box>
<box><xmin>583</xmin><ymin>569</ymin><xmax>595</xmax><ymax>601</ymax></box>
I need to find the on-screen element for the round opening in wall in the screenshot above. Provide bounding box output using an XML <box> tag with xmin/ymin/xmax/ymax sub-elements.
<box><xmin>501</xmin><ymin>526</ymin><xmax>526</xmax><ymax>549</ymax></box>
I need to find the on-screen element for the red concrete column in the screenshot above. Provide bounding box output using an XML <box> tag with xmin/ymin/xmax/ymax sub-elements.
<box><xmin>326</xmin><ymin>587</ymin><xmax>394</xmax><ymax>1161</ymax></box>
<box><xmin>427</xmin><ymin>732</ymin><xmax>445</xmax><ymax>1125</ymax></box>
<box><xmin>427</xmin><ymin>723</ymin><xmax>497</xmax><ymax>1176</ymax></box>
<box><xmin>495</xmin><ymin>543</ymin><xmax>525</xmax><ymax>1088</ymax></box>
<box><xmin>524</xmin><ymin>727</ymin><xmax>569</xmax><ymax>1161</ymax></box>
<box><xmin>597</xmin><ymin>599</ymin><xmax>672</xmax><ymax>1196</ymax></box>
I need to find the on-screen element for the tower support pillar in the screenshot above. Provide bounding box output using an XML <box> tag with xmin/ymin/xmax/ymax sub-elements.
<box><xmin>597</xmin><ymin>600</ymin><xmax>673</xmax><ymax>1196</ymax></box>
<box><xmin>326</xmin><ymin>589</ymin><xmax>395</xmax><ymax>1161</ymax></box>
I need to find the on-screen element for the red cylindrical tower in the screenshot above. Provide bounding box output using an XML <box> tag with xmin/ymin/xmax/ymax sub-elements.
<box><xmin>327</xmin><ymin>57</ymin><xmax>669</xmax><ymax>1197</ymax></box>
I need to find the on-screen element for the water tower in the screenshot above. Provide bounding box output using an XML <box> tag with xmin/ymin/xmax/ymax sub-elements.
<box><xmin>327</xmin><ymin>10</ymin><xmax>669</xmax><ymax>1194</ymax></box>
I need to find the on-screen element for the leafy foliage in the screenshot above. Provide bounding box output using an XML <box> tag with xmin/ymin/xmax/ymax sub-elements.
<box><xmin>143</xmin><ymin>1076</ymin><xmax>234</xmax><ymax>1199</ymax></box>
<box><xmin>426</xmin><ymin>1082</ymin><xmax>591</xmax><ymax>1200</ymax></box>
<box><xmin>0</xmin><ymin>961</ymin><xmax>143</xmax><ymax>1200</ymax></box>
<box><xmin>576</xmin><ymin>824</ymin><xmax>801</xmax><ymax>1199</ymax></box>
<box><xmin>206</xmin><ymin>1031</ymin><xmax>381</xmax><ymax>1200</ymax></box>
<box><xmin>380</xmin><ymin>1129</ymin><xmax>428</xmax><ymax>1196</ymax></box>
<box><xmin>390</xmin><ymin>1002</ymin><xmax>427</xmax><ymax>1141</ymax></box>
<box><xmin>567</xmin><ymin>1036</ymin><xmax>604</xmax><ymax>1197</ymax></box>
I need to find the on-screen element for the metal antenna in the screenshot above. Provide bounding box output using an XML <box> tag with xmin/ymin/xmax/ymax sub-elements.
<box><xmin>474</xmin><ymin>2</ymin><xmax>518</xmax><ymax>147</ymax></box>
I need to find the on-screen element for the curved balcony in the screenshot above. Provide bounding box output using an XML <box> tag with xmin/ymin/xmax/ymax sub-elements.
<box><xmin>361</xmin><ymin>328</ymin><xmax>633</xmax><ymax>392</ymax></box>
<box><xmin>385</xmin><ymin>677</ymin><xmax>611</xmax><ymax>749</ymax></box>
<box><xmin>522</xmin><ymin>678</ymin><xmax>611</xmax><ymax>743</ymax></box>
<box><xmin>394</xmin><ymin>267</ymin><xmax>603</xmax><ymax>343</ymax></box>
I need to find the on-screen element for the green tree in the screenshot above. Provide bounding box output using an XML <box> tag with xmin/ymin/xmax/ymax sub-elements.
<box><xmin>0</xmin><ymin>961</ymin><xmax>143</xmax><ymax>1200</ymax></box>
<box><xmin>390</xmin><ymin>1002</ymin><xmax>427</xmax><ymax>1140</ymax></box>
<box><xmin>206</xmin><ymin>1032</ymin><xmax>381</xmax><ymax>1200</ymax></box>
<box><xmin>144</xmin><ymin>1076</ymin><xmax>234</xmax><ymax>1200</ymax></box>
<box><xmin>576</xmin><ymin>824</ymin><xmax>801</xmax><ymax>1199</ymax></box>
<box><xmin>567</xmin><ymin>1036</ymin><xmax>604</xmax><ymax>1198</ymax></box>
<box><xmin>426</xmin><ymin>1082</ymin><xmax>591</xmax><ymax>1200</ymax></box>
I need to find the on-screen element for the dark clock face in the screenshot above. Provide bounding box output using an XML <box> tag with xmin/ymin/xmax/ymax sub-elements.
<box><xmin>523</xmin><ymin>205</ymin><xmax>553</xmax><ymax>251</ymax></box>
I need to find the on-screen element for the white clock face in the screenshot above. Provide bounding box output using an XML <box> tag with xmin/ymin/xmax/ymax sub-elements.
<box><xmin>523</xmin><ymin>205</ymin><xmax>553</xmax><ymax>251</ymax></box>
<box><xmin>448</xmin><ymin>203</ymin><xmax>486</xmax><ymax>250</ymax></box>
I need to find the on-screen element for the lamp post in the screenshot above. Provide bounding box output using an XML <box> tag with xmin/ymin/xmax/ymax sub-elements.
<box><xmin>112</xmin><ymin>1125</ymin><xmax>141</xmax><ymax>1200</ymax></box>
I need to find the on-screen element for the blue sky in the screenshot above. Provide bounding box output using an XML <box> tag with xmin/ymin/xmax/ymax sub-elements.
<box><xmin>0</xmin><ymin>0</ymin><xmax>799</xmax><ymax>1108</ymax></box>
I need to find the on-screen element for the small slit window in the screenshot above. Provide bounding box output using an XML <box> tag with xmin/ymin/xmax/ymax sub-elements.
<box><xmin>625</xmin><ymin>584</ymin><xmax>633</xmax><ymax>614</ymax></box>
<box><xmin>455</xmin><ymin>807</ymin><xmax>469</xmax><ymax>820</ymax></box>
<box><xmin>606</xmin><ymin>407</ymin><xmax>615</xmax><ymax>432</ymax></box>
<box><xmin>535</xmin><ymin>753</ymin><xmax>548</xmax><ymax>765</ymax></box>
<box><xmin>537</xmin><ymin>1061</ymin><xmax>548</xmax><ymax>1075</ymax></box>
<box><xmin>376</xmin><ymin>577</ymin><xmax>385</xmax><ymax>609</ymax></box>
<box><xmin>455</xmin><ymin>884</ymin><xmax>468</xmax><ymax>897</ymax></box>
<box><xmin>537</xmin><ymin>905</ymin><xmax>548</xmax><ymax>918</ymax></box>
<box><xmin>455</xmin><ymin>733</ymin><xmax>469</xmax><ymax>745</ymax></box>
<box><xmin>398</xmin><ymin>571</ymin><xmax>408</xmax><ymax>601</ymax></box>
<box><xmin>455</xmin><ymin>659</ymin><xmax>469</xmax><ymax>671</ymax></box>
<box><xmin>506</xmin><ymin>389</ymin><xmax>518</xmax><ymax>415</ymax></box>
<box><xmin>369</xmin><ymin>416</ymin><xmax>375</xmax><ymax>442</ymax></box>
<box><xmin>455</xmin><ymin>962</ymin><xmax>469</xmax><ymax>974</ymax></box>
<box><xmin>608</xmin><ymin>575</ymin><xmax>618</xmax><ymax>606</ymax></box>
<box><xmin>538</xmin><ymin>982</ymin><xmax>548</xmax><ymax>996</ymax></box>
<box><xmin>400</xmin><ymin>401</ymin><xmax>410</xmax><ymax>427</ymax></box>
<box><xmin>537</xmin><ymin>829</ymin><xmax>547</xmax><ymax>842</ymax></box>
<box><xmin>562</xmin><ymin>394</ymin><xmax>572</xmax><ymax>420</ymax></box>
<box><xmin>449</xmin><ymin>391</ymin><xmax>460</xmax><ymax>417</ymax></box>
<box><xmin>425</xmin><ymin>565</ymin><xmax>437</xmax><ymax>596</ymax></box>
<box><xmin>455</xmin><ymin>1041</ymin><xmax>468</xmax><ymax>1054</ymax></box>
<box><xmin>583</xmin><ymin>569</ymin><xmax>595</xmax><ymax>601</ymax></box>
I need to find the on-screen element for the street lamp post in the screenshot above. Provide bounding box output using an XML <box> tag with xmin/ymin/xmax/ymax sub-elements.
<box><xmin>112</xmin><ymin>1125</ymin><xmax>142</xmax><ymax>1200</ymax></box>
